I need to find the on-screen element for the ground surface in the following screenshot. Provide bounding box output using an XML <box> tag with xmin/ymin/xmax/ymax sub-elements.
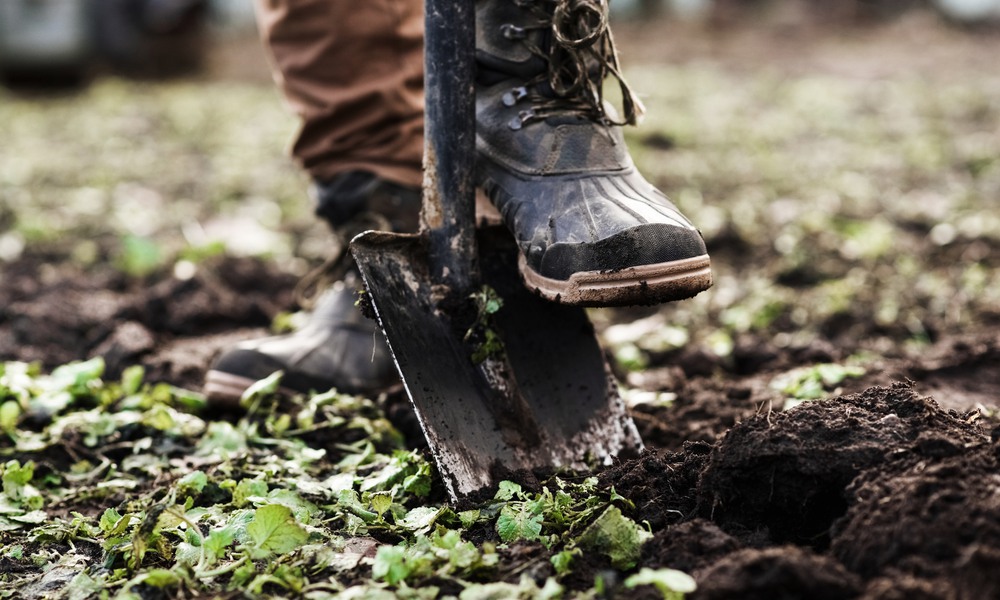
<box><xmin>2</xmin><ymin>12</ymin><xmax>1000</xmax><ymax>599</ymax></box>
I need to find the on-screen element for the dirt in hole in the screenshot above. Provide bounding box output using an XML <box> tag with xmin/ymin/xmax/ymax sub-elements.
<box><xmin>601</xmin><ymin>383</ymin><xmax>998</xmax><ymax>598</ymax></box>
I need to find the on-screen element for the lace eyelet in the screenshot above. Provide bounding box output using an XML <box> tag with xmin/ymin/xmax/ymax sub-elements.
<box><xmin>500</xmin><ymin>24</ymin><xmax>527</xmax><ymax>40</ymax></box>
<box><xmin>502</xmin><ymin>86</ymin><xmax>529</xmax><ymax>107</ymax></box>
<box><xmin>508</xmin><ymin>109</ymin><xmax>536</xmax><ymax>131</ymax></box>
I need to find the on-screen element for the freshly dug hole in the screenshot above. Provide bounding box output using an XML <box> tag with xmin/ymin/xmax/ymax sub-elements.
<box><xmin>695</xmin><ymin>383</ymin><xmax>986</xmax><ymax>547</ymax></box>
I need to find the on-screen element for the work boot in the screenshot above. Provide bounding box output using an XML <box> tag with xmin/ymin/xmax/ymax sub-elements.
<box><xmin>203</xmin><ymin>171</ymin><xmax>420</xmax><ymax>405</ymax></box>
<box><xmin>475</xmin><ymin>0</ymin><xmax>712</xmax><ymax>306</ymax></box>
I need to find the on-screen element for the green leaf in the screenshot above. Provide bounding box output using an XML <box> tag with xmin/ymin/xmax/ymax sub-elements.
<box><xmin>459</xmin><ymin>577</ymin><xmax>561</xmax><ymax>600</ymax></box>
<box><xmin>369</xmin><ymin>491</ymin><xmax>392</xmax><ymax>518</ymax></box>
<box><xmin>167</xmin><ymin>386</ymin><xmax>207</xmax><ymax>412</ymax></box>
<box><xmin>453</xmin><ymin>542</ymin><xmax>482</xmax><ymax>570</ymax></box>
<box><xmin>174</xmin><ymin>545</ymin><xmax>201</xmax><ymax>569</ymax></box>
<box><xmin>230</xmin><ymin>558</ymin><xmax>257</xmax><ymax>588</ymax></box>
<box><xmin>197</xmin><ymin>422</ymin><xmax>248</xmax><ymax>457</ymax></box>
<box><xmin>458</xmin><ymin>582</ymin><xmax>522</xmax><ymax>600</ymax></box>
<box><xmin>118</xmin><ymin>235</ymin><xmax>164</xmax><ymax>277</ymax></box>
<box><xmin>50</xmin><ymin>357</ymin><xmax>105</xmax><ymax>395</ymax></box>
<box><xmin>66</xmin><ymin>572</ymin><xmax>103</xmax><ymax>600</ymax></box>
<box><xmin>246</xmin><ymin>504</ymin><xmax>309</xmax><ymax>559</ymax></box>
<box><xmin>203</xmin><ymin>527</ymin><xmax>235</xmax><ymax>563</ymax></box>
<box><xmin>99</xmin><ymin>508</ymin><xmax>124</xmax><ymax>534</ymax></box>
<box><xmin>141</xmin><ymin>404</ymin><xmax>177</xmax><ymax>431</ymax></box>
<box><xmin>551</xmin><ymin>548</ymin><xmax>578</xmax><ymax>575</ymax></box>
<box><xmin>233</xmin><ymin>478</ymin><xmax>268</xmax><ymax>507</ymax></box>
<box><xmin>120</xmin><ymin>365</ymin><xmax>145</xmax><ymax>395</ymax></box>
<box><xmin>0</xmin><ymin>516</ymin><xmax>21</xmax><ymax>532</ymax></box>
<box><xmin>469</xmin><ymin>285</ymin><xmax>504</xmax><ymax>317</ymax></box>
<box><xmin>2</xmin><ymin>460</ymin><xmax>34</xmax><ymax>499</ymax></box>
<box><xmin>9</xmin><ymin>510</ymin><xmax>47</xmax><ymax>524</ymax></box>
<box><xmin>0</xmin><ymin>401</ymin><xmax>20</xmax><ymax>433</ymax></box>
<box><xmin>434</xmin><ymin>529</ymin><xmax>461</xmax><ymax>550</ymax></box>
<box><xmin>141</xmin><ymin>568</ymin><xmax>182</xmax><ymax>588</ymax></box>
<box><xmin>494</xmin><ymin>481</ymin><xmax>523</xmax><ymax>502</ymax></box>
<box><xmin>496</xmin><ymin>504</ymin><xmax>543</xmax><ymax>543</ymax></box>
<box><xmin>817</xmin><ymin>363</ymin><xmax>865</xmax><ymax>386</ymax></box>
<box><xmin>402</xmin><ymin>461</ymin><xmax>432</xmax><ymax>497</ymax></box>
<box><xmin>625</xmin><ymin>568</ymin><xmax>697</xmax><ymax>599</ymax></box>
<box><xmin>220</xmin><ymin>509</ymin><xmax>256</xmax><ymax>544</ymax></box>
<box><xmin>372</xmin><ymin>546</ymin><xmax>410</xmax><ymax>586</ymax></box>
<box><xmin>574</xmin><ymin>505</ymin><xmax>651</xmax><ymax>570</ymax></box>
<box><xmin>614</xmin><ymin>343</ymin><xmax>649</xmax><ymax>372</ymax></box>
<box><xmin>267</xmin><ymin>489</ymin><xmax>319</xmax><ymax>522</ymax></box>
<box><xmin>154</xmin><ymin>505</ymin><xmax>188</xmax><ymax>532</ymax></box>
<box><xmin>337</xmin><ymin>489</ymin><xmax>378</xmax><ymax>523</ymax></box>
<box><xmin>177</xmin><ymin>471</ymin><xmax>208</xmax><ymax>495</ymax></box>
<box><xmin>458</xmin><ymin>509</ymin><xmax>481</xmax><ymax>528</ymax></box>
<box><xmin>399</xmin><ymin>506</ymin><xmax>442</xmax><ymax>534</ymax></box>
<box><xmin>240</xmin><ymin>371</ymin><xmax>283</xmax><ymax>408</ymax></box>
<box><xmin>772</xmin><ymin>363</ymin><xmax>866</xmax><ymax>408</ymax></box>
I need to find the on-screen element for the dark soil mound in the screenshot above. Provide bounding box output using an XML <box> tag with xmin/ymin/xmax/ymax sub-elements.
<box><xmin>833</xmin><ymin>445</ymin><xmax>1000</xmax><ymax>599</ymax></box>
<box><xmin>605</xmin><ymin>383</ymin><xmax>996</xmax><ymax>598</ymax></box>
<box><xmin>598</xmin><ymin>443</ymin><xmax>712</xmax><ymax>529</ymax></box>
<box><xmin>641</xmin><ymin>519</ymin><xmax>742</xmax><ymax>574</ymax></box>
<box><xmin>693</xmin><ymin>383</ymin><xmax>986</xmax><ymax>547</ymax></box>
<box><xmin>693</xmin><ymin>546</ymin><xmax>861</xmax><ymax>600</ymax></box>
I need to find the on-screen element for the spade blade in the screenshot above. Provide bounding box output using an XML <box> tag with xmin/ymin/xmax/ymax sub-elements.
<box><xmin>351</xmin><ymin>226</ymin><xmax>643</xmax><ymax>499</ymax></box>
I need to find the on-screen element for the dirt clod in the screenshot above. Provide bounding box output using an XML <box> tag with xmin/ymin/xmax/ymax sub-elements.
<box><xmin>692</xmin><ymin>546</ymin><xmax>862</xmax><ymax>600</ymax></box>
<box><xmin>694</xmin><ymin>384</ymin><xmax>987</xmax><ymax>548</ymax></box>
<box><xmin>832</xmin><ymin>446</ymin><xmax>1000</xmax><ymax>594</ymax></box>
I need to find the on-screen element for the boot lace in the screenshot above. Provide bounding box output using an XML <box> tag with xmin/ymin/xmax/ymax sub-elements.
<box><xmin>506</xmin><ymin>0</ymin><xmax>645</xmax><ymax>129</ymax></box>
<box><xmin>293</xmin><ymin>212</ymin><xmax>392</xmax><ymax>310</ymax></box>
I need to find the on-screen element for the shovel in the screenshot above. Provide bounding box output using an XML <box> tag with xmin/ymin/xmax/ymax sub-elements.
<box><xmin>350</xmin><ymin>0</ymin><xmax>642</xmax><ymax>499</ymax></box>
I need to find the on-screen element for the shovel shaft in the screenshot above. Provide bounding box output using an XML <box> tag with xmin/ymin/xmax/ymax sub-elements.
<box><xmin>424</xmin><ymin>0</ymin><xmax>477</xmax><ymax>292</ymax></box>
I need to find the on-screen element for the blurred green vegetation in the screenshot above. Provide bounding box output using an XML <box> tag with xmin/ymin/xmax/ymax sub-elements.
<box><xmin>0</xmin><ymin>80</ymin><xmax>311</xmax><ymax>271</ymax></box>
<box><xmin>623</xmin><ymin>62</ymin><xmax>1000</xmax><ymax>358</ymax></box>
<box><xmin>2</xmin><ymin>35</ymin><xmax>999</xmax><ymax>364</ymax></box>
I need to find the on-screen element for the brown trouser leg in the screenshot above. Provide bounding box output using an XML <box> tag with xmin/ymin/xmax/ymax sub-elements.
<box><xmin>256</xmin><ymin>0</ymin><xmax>425</xmax><ymax>189</ymax></box>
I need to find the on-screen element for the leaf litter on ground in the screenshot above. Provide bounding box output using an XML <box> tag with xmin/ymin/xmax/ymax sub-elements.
<box><xmin>0</xmin><ymin>360</ymin><xmax>695</xmax><ymax>599</ymax></box>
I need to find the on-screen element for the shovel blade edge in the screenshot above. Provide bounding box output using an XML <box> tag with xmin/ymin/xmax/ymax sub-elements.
<box><xmin>351</xmin><ymin>228</ymin><xmax>643</xmax><ymax>499</ymax></box>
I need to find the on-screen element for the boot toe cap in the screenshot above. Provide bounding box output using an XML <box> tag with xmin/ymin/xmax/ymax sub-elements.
<box><xmin>538</xmin><ymin>222</ymin><xmax>708</xmax><ymax>281</ymax></box>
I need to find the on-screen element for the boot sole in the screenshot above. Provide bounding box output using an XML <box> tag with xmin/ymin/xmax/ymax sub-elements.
<box><xmin>203</xmin><ymin>370</ymin><xmax>272</xmax><ymax>407</ymax></box>
<box><xmin>204</xmin><ymin>369</ymin><xmax>404</xmax><ymax>407</ymax></box>
<box><xmin>519</xmin><ymin>253</ymin><xmax>712</xmax><ymax>307</ymax></box>
<box><xmin>202</xmin><ymin>370</ymin><xmax>318</xmax><ymax>407</ymax></box>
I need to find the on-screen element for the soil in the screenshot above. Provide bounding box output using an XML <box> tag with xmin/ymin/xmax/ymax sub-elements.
<box><xmin>5</xmin><ymin>12</ymin><xmax>1000</xmax><ymax>600</ymax></box>
<box><xmin>4</xmin><ymin>251</ymin><xmax>999</xmax><ymax>598</ymax></box>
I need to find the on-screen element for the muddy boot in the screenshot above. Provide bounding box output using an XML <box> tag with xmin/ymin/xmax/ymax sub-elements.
<box><xmin>203</xmin><ymin>171</ymin><xmax>420</xmax><ymax>406</ymax></box>
<box><xmin>475</xmin><ymin>0</ymin><xmax>712</xmax><ymax>306</ymax></box>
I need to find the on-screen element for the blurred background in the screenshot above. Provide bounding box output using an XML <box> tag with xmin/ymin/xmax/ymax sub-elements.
<box><xmin>2</xmin><ymin>0</ymin><xmax>1000</xmax><ymax>84</ymax></box>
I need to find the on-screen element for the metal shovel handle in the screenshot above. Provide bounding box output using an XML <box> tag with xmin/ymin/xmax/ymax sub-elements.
<box><xmin>424</xmin><ymin>0</ymin><xmax>478</xmax><ymax>293</ymax></box>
